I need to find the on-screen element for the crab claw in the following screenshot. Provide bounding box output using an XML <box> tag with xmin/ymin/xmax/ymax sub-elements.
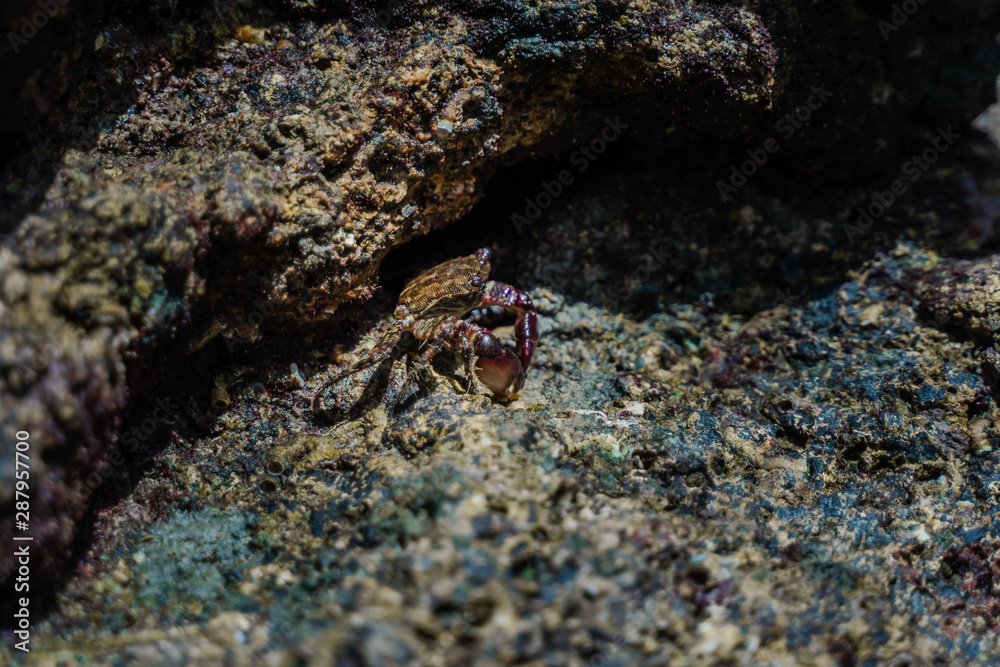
<box><xmin>475</xmin><ymin>348</ymin><xmax>524</xmax><ymax>401</ymax></box>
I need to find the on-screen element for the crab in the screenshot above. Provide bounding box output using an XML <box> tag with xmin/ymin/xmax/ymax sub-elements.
<box><xmin>312</xmin><ymin>248</ymin><xmax>537</xmax><ymax>412</ymax></box>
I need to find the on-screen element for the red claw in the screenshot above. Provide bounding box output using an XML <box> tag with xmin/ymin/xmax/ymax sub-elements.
<box><xmin>479</xmin><ymin>281</ymin><xmax>537</xmax><ymax>390</ymax></box>
<box><xmin>475</xmin><ymin>349</ymin><xmax>524</xmax><ymax>401</ymax></box>
<box><xmin>514</xmin><ymin>309</ymin><xmax>537</xmax><ymax>374</ymax></box>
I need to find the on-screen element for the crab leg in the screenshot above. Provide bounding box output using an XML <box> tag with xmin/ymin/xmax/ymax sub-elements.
<box><xmin>479</xmin><ymin>281</ymin><xmax>537</xmax><ymax>374</ymax></box>
<box><xmin>438</xmin><ymin>317</ymin><xmax>524</xmax><ymax>400</ymax></box>
<box><xmin>311</xmin><ymin>319</ymin><xmax>406</xmax><ymax>412</ymax></box>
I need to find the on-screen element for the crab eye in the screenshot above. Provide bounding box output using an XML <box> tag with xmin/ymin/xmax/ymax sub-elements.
<box><xmin>394</xmin><ymin>304</ymin><xmax>410</xmax><ymax>319</ymax></box>
<box><xmin>469</xmin><ymin>276</ymin><xmax>484</xmax><ymax>289</ymax></box>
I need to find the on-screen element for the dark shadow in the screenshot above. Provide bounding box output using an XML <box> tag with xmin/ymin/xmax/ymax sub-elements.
<box><xmin>386</xmin><ymin>123</ymin><xmax>984</xmax><ymax>322</ymax></box>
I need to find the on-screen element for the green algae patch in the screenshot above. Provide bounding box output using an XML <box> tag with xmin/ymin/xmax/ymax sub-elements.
<box><xmin>135</xmin><ymin>508</ymin><xmax>261</xmax><ymax>622</ymax></box>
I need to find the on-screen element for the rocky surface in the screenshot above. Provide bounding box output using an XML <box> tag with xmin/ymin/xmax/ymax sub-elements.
<box><xmin>3</xmin><ymin>0</ymin><xmax>1000</xmax><ymax>665</ymax></box>
<box><xmin>0</xmin><ymin>0</ymin><xmax>792</xmax><ymax>589</ymax></box>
